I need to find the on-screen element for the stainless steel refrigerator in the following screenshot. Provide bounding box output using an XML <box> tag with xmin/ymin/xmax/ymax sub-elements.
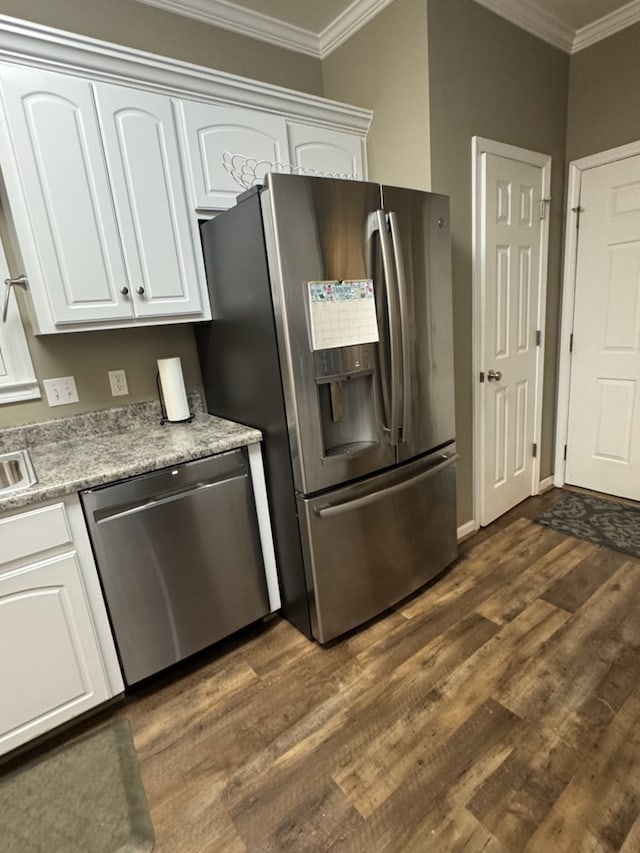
<box><xmin>196</xmin><ymin>173</ymin><xmax>458</xmax><ymax>643</ymax></box>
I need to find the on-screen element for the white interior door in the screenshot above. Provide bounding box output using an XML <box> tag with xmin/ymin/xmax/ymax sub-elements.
<box><xmin>566</xmin><ymin>154</ymin><xmax>640</xmax><ymax>500</ymax></box>
<box><xmin>476</xmin><ymin>144</ymin><xmax>549</xmax><ymax>526</ymax></box>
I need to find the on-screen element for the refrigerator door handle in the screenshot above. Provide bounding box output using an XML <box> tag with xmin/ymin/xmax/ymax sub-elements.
<box><xmin>367</xmin><ymin>209</ymin><xmax>402</xmax><ymax>444</ymax></box>
<box><xmin>387</xmin><ymin>211</ymin><xmax>411</xmax><ymax>444</ymax></box>
<box><xmin>314</xmin><ymin>452</ymin><xmax>459</xmax><ymax>518</ymax></box>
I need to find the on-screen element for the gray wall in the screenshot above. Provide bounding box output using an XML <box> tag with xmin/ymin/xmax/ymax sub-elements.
<box><xmin>427</xmin><ymin>0</ymin><xmax>570</xmax><ymax>524</ymax></box>
<box><xmin>322</xmin><ymin>0</ymin><xmax>430</xmax><ymax>190</ymax></box>
<box><xmin>567</xmin><ymin>21</ymin><xmax>640</xmax><ymax>161</ymax></box>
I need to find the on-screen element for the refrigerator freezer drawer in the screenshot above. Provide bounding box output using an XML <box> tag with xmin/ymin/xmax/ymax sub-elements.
<box><xmin>297</xmin><ymin>448</ymin><xmax>458</xmax><ymax>643</ymax></box>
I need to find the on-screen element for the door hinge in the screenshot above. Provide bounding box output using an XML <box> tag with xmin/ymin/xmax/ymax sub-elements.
<box><xmin>536</xmin><ymin>330</ymin><xmax>541</xmax><ymax>346</ymax></box>
<box><xmin>480</xmin><ymin>371</ymin><xmax>485</xmax><ymax>383</ymax></box>
<box><xmin>564</xmin><ymin>444</ymin><xmax>568</xmax><ymax>461</ymax></box>
<box><xmin>572</xmin><ymin>205</ymin><xmax>584</xmax><ymax>228</ymax></box>
<box><xmin>539</xmin><ymin>197</ymin><xmax>552</xmax><ymax>220</ymax></box>
<box><xmin>569</xmin><ymin>333</ymin><xmax>574</xmax><ymax>353</ymax></box>
<box><xmin>532</xmin><ymin>442</ymin><xmax>538</xmax><ymax>458</ymax></box>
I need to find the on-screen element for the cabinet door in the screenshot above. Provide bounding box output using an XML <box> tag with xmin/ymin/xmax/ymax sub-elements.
<box><xmin>0</xmin><ymin>66</ymin><xmax>133</xmax><ymax>329</ymax></box>
<box><xmin>178</xmin><ymin>101</ymin><xmax>288</xmax><ymax>210</ymax></box>
<box><xmin>0</xmin><ymin>553</ymin><xmax>112</xmax><ymax>755</ymax></box>
<box><xmin>93</xmin><ymin>83</ymin><xmax>205</xmax><ymax>319</ymax></box>
<box><xmin>286</xmin><ymin>122</ymin><xmax>365</xmax><ymax>179</ymax></box>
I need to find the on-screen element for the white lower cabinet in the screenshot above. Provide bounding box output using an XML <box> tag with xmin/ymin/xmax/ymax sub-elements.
<box><xmin>0</xmin><ymin>496</ymin><xmax>123</xmax><ymax>756</ymax></box>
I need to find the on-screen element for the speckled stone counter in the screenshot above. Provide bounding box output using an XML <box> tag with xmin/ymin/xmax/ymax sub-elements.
<box><xmin>0</xmin><ymin>396</ymin><xmax>261</xmax><ymax>513</ymax></box>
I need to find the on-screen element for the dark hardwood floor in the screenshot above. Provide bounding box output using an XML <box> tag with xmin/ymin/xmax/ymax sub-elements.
<box><xmin>29</xmin><ymin>488</ymin><xmax>640</xmax><ymax>850</ymax></box>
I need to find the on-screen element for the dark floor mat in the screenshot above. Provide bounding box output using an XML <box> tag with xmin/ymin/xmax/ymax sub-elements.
<box><xmin>0</xmin><ymin>719</ymin><xmax>154</xmax><ymax>853</ymax></box>
<box><xmin>535</xmin><ymin>492</ymin><xmax>640</xmax><ymax>558</ymax></box>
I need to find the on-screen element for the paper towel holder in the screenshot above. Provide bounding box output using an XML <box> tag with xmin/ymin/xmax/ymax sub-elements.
<box><xmin>156</xmin><ymin>372</ymin><xmax>194</xmax><ymax>425</ymax></box>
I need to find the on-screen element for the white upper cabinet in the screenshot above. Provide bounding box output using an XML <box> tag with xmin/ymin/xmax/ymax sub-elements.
<box><xmin>0</xmin><ymin>21</ymin><xmax>371</xmax><ymax>333</ymax></box>
<box><xmin>0</xmin><ymin>65</ymin><xmax>132</xmax><ymax>328</ymax></box>
<box><xmin>178</xmin><ymin>101</ymin><xmax>288</xmax><ymax>210</ymax></box>
<box><xmin>286</xmin><ymin>122</ymin><xmax>365</xmax><ymax>180</ymax></box>
<box><xmin>0</xmin><ymin>66</ymin><xmax>209</xmax><ymax>333</ymax></box>
<box><xmin>93</xmin><ymin>83</ymin><xmax>205</xmax><ymax>319</ymax></box>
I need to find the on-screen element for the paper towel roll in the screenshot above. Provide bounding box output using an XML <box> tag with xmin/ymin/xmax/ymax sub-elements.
<box><xmin>157</xmin><ymin>357</ymin><xmax>190</xmax><ymax>422</ymax></box>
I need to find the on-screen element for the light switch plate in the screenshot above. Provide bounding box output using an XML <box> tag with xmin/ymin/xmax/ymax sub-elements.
<box><xmin>43</xmin><ymin>376</ymin><xmax>79</xmax><ymax>407</ymax></box>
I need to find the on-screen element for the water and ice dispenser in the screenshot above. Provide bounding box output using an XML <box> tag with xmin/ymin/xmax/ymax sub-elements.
<box><xmin>313</xmin><ymin>343</ymin><xmax>378</xmax><ymax>458</ymax></box>
<box><xmin>306</xmin><ymin>278</ymin><xmax>382</xmax><ymax>460</ymax></box>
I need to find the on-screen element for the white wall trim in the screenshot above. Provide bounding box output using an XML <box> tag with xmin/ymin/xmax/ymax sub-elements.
<box><xmin>538</xmin><ymin>475</ymin><xmax>554</xmax><ymax>493</ymax></box>
<box><xmin>132</xmin><ymin>0</ymin><xmax>640</xmax><ymax>59</ymax></box>
<box><xmin>247</xmin><ymin>442</ymin><xmax>281</xmax><ymax>613</ymax></box>
<box><xmin>473</xmin><ymin>0</ymin><xmax>640</xmax><ymax>55</ymax></box>
<box><xmin>472</xmin><ymin>136</ymin><xmax>551</xmax><ymax>528</ymax></box>
<box><xmin>0</xmin><ymin>15</ymin><xmax>372</xmax><ymax>134</ymax></box>
<box><xmin>554</xmin><ymin>138</ymin><xmax>640</xmax><ymax>488</ymax></box>
<box><xmin>132</xmin><ymin>0</ymin><xmax>394</xmax><ymax>59</ymax></box>
<box><xmin>134</xmin><ymin>0</ymin><xmax>320</xmax><ymax>57</ymax></box>
<box><xmin>457</xmin><ymin>520</ymin><xmax>477</xmax><ymax>541</ymax></box>
<box><xmin>319</xmin><ymin>0</ymin><xmax>395</xmax><ymax>57</ymax></box>
<box><xmin>472</xmin><ymin>0</ymin><xmax>574</xmax><ymax>52</ymax></box>
<box><xmin>573</xmin><ymin>0</ymin><xmax>640</xmax><ymax>52</ymax></box>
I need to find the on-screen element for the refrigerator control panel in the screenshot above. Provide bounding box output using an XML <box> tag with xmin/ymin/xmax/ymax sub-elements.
<box><xmin>313</xmin><ymin>344</ymin><xmax>375</xmax><ymax>383</ymax></box>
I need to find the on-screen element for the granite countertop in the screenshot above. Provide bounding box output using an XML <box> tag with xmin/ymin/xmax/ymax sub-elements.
<box><xmin>0</xmin><ymin>396</ymin><xmax>262</xmax><ymax>514</ymax></box>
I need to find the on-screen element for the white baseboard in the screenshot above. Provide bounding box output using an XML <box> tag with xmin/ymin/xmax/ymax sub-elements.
<box><xmin>538</xmin><ymin>475</ymin><xmax>555</xmax><ymax>493</ymax></box>
<box><xmin>457</xmin><ymin>520</ymin><xmax>477</xmax><ymax>541</ymax></box>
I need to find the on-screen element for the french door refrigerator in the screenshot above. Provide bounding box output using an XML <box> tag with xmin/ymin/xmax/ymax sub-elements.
<box><xmin>196</xmin><ymin>173</ymin><xmax>458</xmax><ymax>643</ymax></box>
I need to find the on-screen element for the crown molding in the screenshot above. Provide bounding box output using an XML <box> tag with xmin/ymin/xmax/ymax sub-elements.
<box><xmin>472</xmin><ymin>0</ymin><xmax>574</xmax><ymax>51</ymax></box>
<box><xmin>572</xmin><ymin>0</ymin><xmax>640</xmax><ymax>52</ymax></box>
<box><xmin>134</xmin><ymin>0</ymin><xmax>393</xmax><ymax>59</ymax></box>
<box><xmin>135</xmin><ymin>0</ymin><xmax>320</xmax><ymax>56</ymax></box>
<box><xmin>131</xmin><ymin>0</ymin><xmax>640</xmax><ymax>58</ymax></box>
<box><xmin>14</xmin><ymin>0</ymin><xmax>638</xmax><ymax>67</ymax></box>
<box><xmin>0</xmin><ymin>15</ymin><xmax>372</xmax><ymax>133</ymax></box>
<box><xmin>319</xmin><ymin>0</ymin><xmax>395</xmax><ymax>57</ymax></box>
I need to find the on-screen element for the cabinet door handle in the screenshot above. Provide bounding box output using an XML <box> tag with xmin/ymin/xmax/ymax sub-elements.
<box><xmin>120</xmin><ymin>286</ymin><xmax>129</xmax><ymax>296</ymax></box>
<box><xmin>2</xmin><ymin>275</ymin><xmax>28</xmax><ymax>323</ymax></box>
<box><xmin>136</xmin><ymin>286</ymin><xmax>145</xmax><ymax>296</ymax></box>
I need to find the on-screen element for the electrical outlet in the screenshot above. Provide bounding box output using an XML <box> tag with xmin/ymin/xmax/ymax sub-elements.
<box><xmin>108</xmin><ymin>369</ymin><xmax>129</xmax><ymax>396</ymax></box>
<box><xmin>43</xmin><ymin>376</ymin><xmax>79</xmax><ymax>407</ymax></box>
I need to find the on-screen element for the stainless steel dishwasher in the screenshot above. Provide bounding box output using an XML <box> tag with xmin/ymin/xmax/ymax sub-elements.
<box><xmin>81</xmin><ymin>449</ymin><xmax>269</xmax><ymax>685</ymax></box>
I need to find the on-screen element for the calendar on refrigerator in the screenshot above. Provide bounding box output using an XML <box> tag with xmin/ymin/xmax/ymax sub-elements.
<box><xmin>307</xmin><ymin>280</ymin><xmax>378</xmax><ymax>351</ymax></box>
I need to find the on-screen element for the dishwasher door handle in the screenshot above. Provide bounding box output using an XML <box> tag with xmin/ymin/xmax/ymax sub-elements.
<box><xmin>93</xmin><ymin>474</ymin><xmax>243</xmax><ymax>524</ymax></box>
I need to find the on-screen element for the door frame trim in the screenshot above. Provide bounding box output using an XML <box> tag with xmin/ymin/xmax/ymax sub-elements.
<box><xmin>471</xmin><ymin>136</ymin><xmax>551</xmax><ymax>530</ymax></box>
<box><xmin>554</xmin><ymin>139</ymin><xmax>640</xmax><ymax>487</ymax></box>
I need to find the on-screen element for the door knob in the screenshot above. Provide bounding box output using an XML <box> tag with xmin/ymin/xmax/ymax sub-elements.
<box><xmin>136</xmin><ymin>286</ymin><xmax>145</xmax><ymax>295</ymax></box>
<box><xmin>487</xmin><ymin>369</ymin><xmax>502</xmax><ymax>382</ymax></box>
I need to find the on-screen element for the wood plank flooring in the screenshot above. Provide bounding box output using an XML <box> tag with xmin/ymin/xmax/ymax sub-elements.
<box><xmin>23</xmin><ymin>489</ymin><xmax>640</xmax><ymax>850</ymax></box>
